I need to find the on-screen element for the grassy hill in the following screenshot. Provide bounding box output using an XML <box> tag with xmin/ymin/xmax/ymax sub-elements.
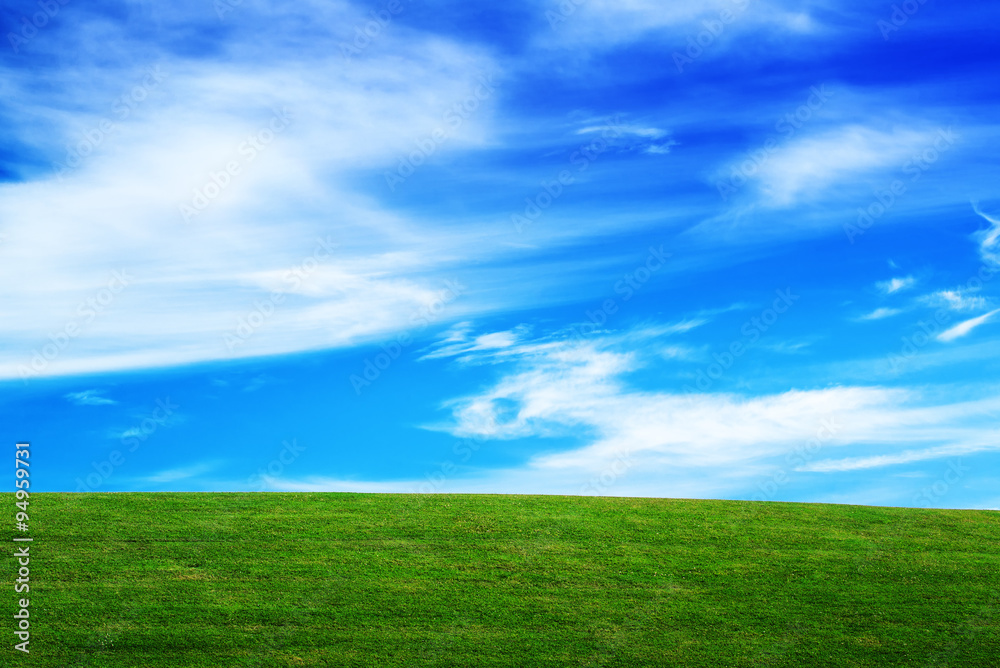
<box><xmin>3</xmin><ymin>493</ymin><xmax>999</xmax><ymax>666</ymax></box>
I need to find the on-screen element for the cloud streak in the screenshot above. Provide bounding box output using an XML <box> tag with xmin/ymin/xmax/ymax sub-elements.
<box><xmin>65</xmin><ymin>389</ymin><xmax>117</xmax><ymax>406</ymax></box>
<box><xmin>860</xmin><ymin>307</ymin><xmax>903</xmax><ymax>321</ymax></box>
<box><xmin>877</xmin><ymin>276</ymin><xmax>917</xmax><ymax>294</ymax></box>
<box><xmin>938</xmin><ymin>309</ymin><xmax>1000</xmax><ymax>342</ymax></box>
<box><xmin>973</xmin><ymin>204</ymin><xmax>1000</xmax><ymax>266</ymax></box>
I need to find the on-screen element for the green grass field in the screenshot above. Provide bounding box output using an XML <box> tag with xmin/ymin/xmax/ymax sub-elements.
<box><xmin>3</xmin><ymin>493</ymin><xmax>999</xmax><ymax>667</ymax></box>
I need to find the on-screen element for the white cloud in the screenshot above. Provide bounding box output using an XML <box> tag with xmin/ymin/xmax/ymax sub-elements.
<box><xmin>972</xmin><ymin>203</ymin><xmax>1000</xmax><ymax>266</ymax></box>
<box><xmin>937</xmin><ymin>309</ymin><xmax>1000</xmax><ymax>342</ymax></box>
<box><xmin>644</xmin><ymin>141</ymin><xmax>679</xmax><ymax>155</ymax></box>
<box><xmin>419</xmin><ymin>324</ymin><xmax>530</xmax><ymax>362</ymax></box>
<box><xmin>659</xmin><ymin>344</ymin><xmax>700</xmax><ymax>360</ymax></box>
<box><xmin>750</xmin><ymin>125</ymin><xmax>939</xmax><ymax>206</ymax></box>
<box><xmin>421</xmin><ymin>318</ymin><xmax>711</xmax><ymax>369</ymax></box>
<box><xmin>65</xmin><ymin>389</ymin><xmax>116</xmax><ymax>406</ymax></box>
<box><xmin>573</xmin><ymin>118</ymin><xmax>678</xmax><ymax>155</ymax></box>
<box><xmin>876</xmin><ymin>276</ymin><xmax>917</xmax><ymax>294</ymax></box>
<box><xmin>798</xmin><ymin>443</ymin><xmax>993</xmax><ymax>472</ymax></box>
<box><xmin>421</xmin><ymin>326</ymin><xmax>1000</xmax><ymax>497</ymax></box>
<box><xmin>860</xmin><ymin>307</ymin><xmax>903</xmax><ymax>321</ymax></box>
<box><xmin>921</xmin><ymin>289</ymin><xmax>989</xmax><ymax>312</ymax></box>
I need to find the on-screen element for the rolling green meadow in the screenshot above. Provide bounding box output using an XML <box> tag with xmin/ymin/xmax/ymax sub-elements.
<box><xmin>3</xmin><ymin>493</ymin><xmax>999</xmax><ymax>667</ymax></box>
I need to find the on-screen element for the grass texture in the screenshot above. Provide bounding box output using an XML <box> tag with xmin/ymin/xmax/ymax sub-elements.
<box><xmin>2</xmin><ymin>493</ymin><xmax>998</xmax><ymax>666</ymax></box>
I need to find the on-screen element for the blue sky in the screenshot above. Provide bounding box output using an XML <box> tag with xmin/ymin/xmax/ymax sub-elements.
<box><xmin>2</xmin><ymin>0</ymin><xmax>999</xmax><ymax>508</ymax></box>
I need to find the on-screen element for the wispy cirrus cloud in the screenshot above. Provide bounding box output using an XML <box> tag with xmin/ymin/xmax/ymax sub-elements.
<box><xmin>798</xmin><ymin>443</ymin><xmax>993</xmax><ymax>473</ymax></box>
<box><xmin>859</xmin><ymin>307</ymin><xmax>903</xmax><ymax>321</ymax></box>
<box><xmin>972</xmin><ymin>203</ymin><xmax>1000</xmax><ymax>266</ymax></box>
<box><xmin>937</xmin><ymin>309</ymin><xmax>1000</xmax><ymax>343</ymax></box>
<box><xmin>65</xmin><ymin>389</ymin><xmax>116</xmax><ymax>406</ymax></box>
<box><xmin>576</xmin><ymin>124</ymin><xmax>665</xmax><ymax>138</ymax></box>
<box><xmin>921</xmin><ymin>289</ymin><xmax>990</xmax><ymax>313</ymax></box>
<box><xmin>877</xmin><ymin>276</ymin><xmax>917</xmax><ymax>294</ymax></box>
<box><xmin>419</xmin><ymin>323</ymin><xmax>531</xmax><ymax>362</ymax></box>
<box><xmin>751</xmin><ymin>125</ymin><xmax>940</xmax><ymax>206</ymax></box>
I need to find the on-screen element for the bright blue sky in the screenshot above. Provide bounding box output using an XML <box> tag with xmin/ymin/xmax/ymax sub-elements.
<box><xmin>2</xmin><ymin>0</ymin><xmax>999</xmax><ymax>508</ymax></box>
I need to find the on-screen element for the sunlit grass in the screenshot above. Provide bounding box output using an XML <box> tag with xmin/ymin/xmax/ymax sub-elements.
<box><xmin>4</xmin><ymin>493</ymin><xmax>999</xmax><ymax>666</ymax></box>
